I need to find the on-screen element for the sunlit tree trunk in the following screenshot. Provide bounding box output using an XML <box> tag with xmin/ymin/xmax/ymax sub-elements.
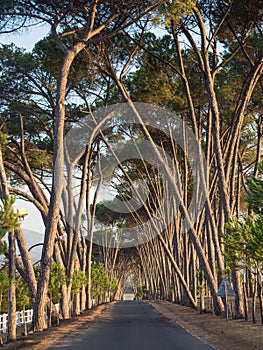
<box><xmin>33</xmin><ymin>51</ymin><xmax>75</xmax><ymax>332</ymax></box>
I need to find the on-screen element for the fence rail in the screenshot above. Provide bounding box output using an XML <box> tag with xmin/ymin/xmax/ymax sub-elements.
<box><xmin>0</xmin><ymin>304</ymin><xmax>60</xmax><ymax>333</ymax></box>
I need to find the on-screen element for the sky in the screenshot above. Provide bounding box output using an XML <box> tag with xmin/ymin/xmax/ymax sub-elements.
<box><xmin>0</xmin><ymin>23</ymin><xmax>166</xmax><ymax>51</ymax></box>
<box><xmin>0</xmin><ymin>24</ymin><xmax>50</xmax><ymax>51</ymax></box>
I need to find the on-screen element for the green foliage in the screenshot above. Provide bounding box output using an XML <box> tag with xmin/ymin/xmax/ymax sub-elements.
<box><xmin>0</xmin><ymin>44</ymin><xmax>54</xmax><ymax>180</ymax></box>
<box><xmin>246</xmin><ymin>161</ymin><xmax>263</xmax><ymax>214</ymax></box>
<box><xmin>0</xmin><ymin>195</ymin><xmax>20</xmax><ymax>232</ymax></box>
<box><xmin>223</xmin><ymin>216</ymin><xmax>254</xmax><ymax>269</ymax></box>
<box><xmin>91</xmin><ymin>263</ymin><xmax>110</xmax><ymax>298</ymax></box>
<box><xmin>110</xmin><ymin>278</ymin><xmax>118</xmax><ymax>295</ymax></box>
<box><xmin>16</xmin><ymin>278</ymin><xmax>31</xmax><ymax>309</ymax></box>
<box><xmin>223</xmin><ymin>214</ymin><xmax>263</xmax><ymax>268</ymax></box>
<box><xmin>0</xmin><ymin>131</ymin><xmax>8</xmax><ymax>147</ymax></box>
<box><xmin>0</xmin><ymin>268</ymin><xmax>9</xmax><ymax>293</ymax></box>
<box><xmin>0</xmin><ymin>195</ymin><xmax>20</xmax><ymax>253</ymax></box>
<box><xmin>125</xmin><ymin>33</ymin><xmax>187</xmax><ymax>111</ymax></box>
<box><xmin>0</xmin><ymin>267</ymin><xmax>9</xmax><ymax>312</ymax></box>
<box><xmin>154</xmin><ymin>0</ymin><xmax>196</xmax><ymax>26</ymax></box>
<box><xmin>33</xmin><ymin>36</ymin><xmax>63</xmax><ymax>80</ymax></box>
<box><xmin>142</xmin><ymin>285</ymin><xmax>150</xmax><ymax>296</ymax></box>
<box><xmin>135</xmin><ymin>287</ymin><xmax>142</xmax><ymax>300</ymax></box>
<box><xmin>35</xmin><ymin>262</ymin><xmax>66</xmax><ymax>303</ymax></box>
<box><xmin>216</xmin><ymin>0</ymin><xmax>263</xmax><ymax>46</ymax></box>
<box><xmin>0</xmin><ymin>268</ymin><xmax>30</xmax><ymax>312</ymax></box>
<box><xmin>48</xmin><ymin>263</ymin><xmax>66</xmax><ymax>302</ymax></box>
<box><xmin>25</xmin><ymin>148</ymin><xmax>52</xmax><ymax>172</ymax></box>
<box><xmin>247</xmin><ymin>215</ymin><xmax>263</xmax><ymax>262</ymax></box>
<box><xmin>223</xmin><ymin>163</ymin><xmax>263</xmax><ymax>268</ymax></box>
<box><xmin>71</xmin><ymin>269</ymin><xmax>87</xmax><ymax>295</ymax></box>
<box><xmin>0</xmin><ymin>45</ymin><xmax>39</xmax><ymax>109</ymax></box>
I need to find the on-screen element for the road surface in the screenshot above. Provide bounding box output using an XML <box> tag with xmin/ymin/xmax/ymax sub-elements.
<box><xmin>47</xmin><ymin>301</ymin><xmax>215</xmax><ymax>350</ymax></box>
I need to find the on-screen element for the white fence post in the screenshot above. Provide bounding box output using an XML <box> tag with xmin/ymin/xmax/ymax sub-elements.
<box><xmin>0</xmin><ymin>313</ymin><xmax>8</xmax><ymax>333</ymax></box>
<box><xmin>0</xmin><ymin>304</ymin><xmax>60</xmax><ymax>334</ymax></box>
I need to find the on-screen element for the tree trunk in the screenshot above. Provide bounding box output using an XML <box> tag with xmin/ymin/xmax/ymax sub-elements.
<box><xmin>7</xmin><ymin>231</ymin><xmax>16</xmax><ymax>343</ymax></box>
<box><xmin>49</xmin><ymin>292</ymin><xmax>52</xmax><ymax>328</ymax></box>
<box><xmin>232</xmin><ymin>270</ymin><xmax>245</xmax><ymax>318</ymax></box>
<box><xmin>258</xmin><ymin>271</ymin><xmax>263</xmax><ymax>326</ymax></box>
<box><xmin>252</xmin><ymin>276</ymin><xmax>257</xmax><ymax>324</ymax></box>
<box><xmin>33</xmin><ymin>51</ymin><xmax>75</xmax><ymax>332</ymax></box>
<box><xmin>243</xmin><ymin>280</ymin><xmax>248</xmax><ymax>322</ymax></box>
<box><xmin>15</xmin><ymin>228</ymin><xmax>37</xmax><ymax>300</ymax></box>
<box><xmin>87</xmin><ymin>144</ymin><xmax>103</xmax><ymax>309</ymax></box>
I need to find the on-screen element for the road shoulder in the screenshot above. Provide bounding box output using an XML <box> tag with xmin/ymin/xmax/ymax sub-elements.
<box><xmin>1</xmin><ymin>303</ymin><xmax>112</xmax><ymax>350</ymax></box>
<box><xmin>148</xmin><ymin>300</ymin><xmax>263</xmax><ymax>350</ymax></box>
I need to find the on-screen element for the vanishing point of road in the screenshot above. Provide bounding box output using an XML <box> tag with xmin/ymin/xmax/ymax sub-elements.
<box><xmin>47</xmin><ymin>301</ymin><xmax>215</xmax><ymax>350</ymax></box>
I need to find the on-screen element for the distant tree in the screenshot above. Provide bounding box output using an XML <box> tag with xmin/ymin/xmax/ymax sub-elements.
<box><xmin>71</xmin><ymin>269</ymin><xmax>87</xmax><ymax>316</ymax></box>
<box><xmin>16</xmin><ymin>278</ymin><xmax>31</xmax><ymax>310</ymax></box>
<box><xmin>91</xmin><ymin>263</ymin><xmax>110</xmax><ymax>304</ymax></box>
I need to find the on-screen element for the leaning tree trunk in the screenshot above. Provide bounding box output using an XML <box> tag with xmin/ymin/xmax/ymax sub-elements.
<box><xmin>15</xmin><ymin>228</ymin><xmax>37</xmax><ymax>300</ymax></box>
<box><xmin>33</xmin><ymin>50</ymin><xmax>75</xmax><ymax>332</ymax></box>
<box><xmin>87</xmin><ymin>173</ymin><xmax>103</xmax><ymax>309</ymax></box>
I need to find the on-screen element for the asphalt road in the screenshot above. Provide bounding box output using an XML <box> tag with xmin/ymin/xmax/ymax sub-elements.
<box><xmin>47</xmin><ymin>301</ymin><xmax>215</xmax><ymax>350</ymax></box>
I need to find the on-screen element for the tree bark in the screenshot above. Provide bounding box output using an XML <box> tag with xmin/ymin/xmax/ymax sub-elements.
<box><xmin>7</xmin><ymin>231</ymin><xmax>16</xmax><ymax>342</ymax></box>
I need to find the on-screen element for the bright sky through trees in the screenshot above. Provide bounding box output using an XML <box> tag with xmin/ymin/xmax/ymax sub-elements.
<box><xmin>0</xmin><ymin>24</ymin><xmax>49</xmax><ymax>51</ymax></box>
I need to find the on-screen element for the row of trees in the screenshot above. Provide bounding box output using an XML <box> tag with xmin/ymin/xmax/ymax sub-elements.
<box><xmin>0</xmin><ymin>262</ymin><xmax>115</xmax><ymax>315</ymax></box>
<box><xmin>0</xmin><ymin>0</ymin><xmax>262</xmax><ymax>342</ymax></box>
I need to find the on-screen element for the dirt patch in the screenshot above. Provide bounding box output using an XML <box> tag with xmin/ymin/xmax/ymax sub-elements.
<box><xmin>149</xmin><ymin>301</ymin><xmax>263</xmax><ymax>350</ymax></box>
<box><xmin>0</xmin><ymin>303</ymin><xmax>111</xmax><ymax>350</ymax></box>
